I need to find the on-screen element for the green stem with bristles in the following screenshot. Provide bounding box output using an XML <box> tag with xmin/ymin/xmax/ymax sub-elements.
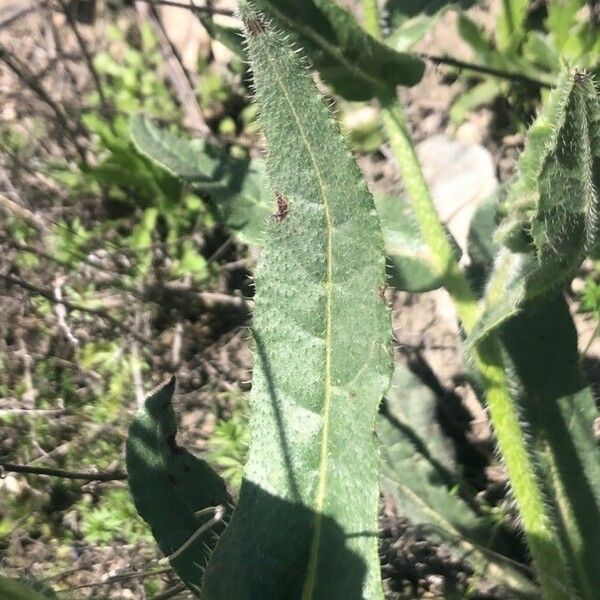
<box><xmin>380</xmin><ymin>92</ymin><xmax>572</xmax><ymax>600</ymax></box>
<box><xmin>380</xmin><ymin>100</ymin><xmax>479</xmax><ymax>329</ymax></box>
<box><xmin>366</xmin><ymin>6</ymin><xmax>571</xmax><ymax>589</ymax></box>
<box><xmin>361</xmin><ymin>0</ymin><xmax>382</xmax><ymax>38</ymax></box>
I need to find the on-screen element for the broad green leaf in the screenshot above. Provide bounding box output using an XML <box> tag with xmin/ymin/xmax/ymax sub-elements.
<box><xmin>202</xmin><ymin>4</ymin><xmax>392</xmax><ymax>599</ymax></box>
<box><xmin>500</xmin><ymin>295</ymin><xmax>600</xmax><ymax>599</ymax></box>
<box><xmin>545</xmin><ymin>0</ymin><xmax>585</xmax><ymax>51</ymax></box>
<box><xmin>252</xmin><ymin>0</ymin><xmax>424</xmax><ymax>100</ymax></box>
<box><xmin>126</xmin><ymin>378</ymin><xmax>232</xmax><ymax>597</ymax></box>
<box><xmin>457</xmin><ymin>14</ymin><xmax>555</xmax><ymax>87</ymax></box>
<box><xmin>130</xmin><ymin>115</ymin><xmax>273</xmax><ymax>245</ymax></box>
<box><xmin>130</xmin><ymin>114</ymin><xmax>223</xmax><ymax>187</ymax></box>
<box><xmin>522</xmin><ymin>32</ymin><xmax>561</xmax><ymax>74</ymax></box>
<box><xmin>210</xmin><ymin>158</ymin><xmax>272</xmax><ymax>246</ymax></box>
<box><xmin>471</xmin><ymin>69</ymin><xmax>600</xmax><ymax>343</ymax></box>
<box><xmin>0</xmin><ymin>577</ymin><xmax>58</xmax><ymax>600</ymax></box>
<box><xmin>378</xmin><ymin>365</ymin><xmax>538</xmax><ymax>598</ymax></box>
<box><xmin>376</xmin><ymin>195</ymin><xmax>461</xmax><ymax>293</ymax></box>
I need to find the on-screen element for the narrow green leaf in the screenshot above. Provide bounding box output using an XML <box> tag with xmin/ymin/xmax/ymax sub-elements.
<box><xmin>252</xmin><ymin>0</ymin><xmax>425</xmax><ymax>100</ymax></box>
<box><xmin>126</xmin><ymin>378</ymin><xmax>232</xmax><ymax>597</ymax></box>
<box><xmin>202</xmin><ymin>4</ymin><xmax>392</xmax><ymax>598</ymax></box>
<box><xmin>500</xmin><ymin>295</ymin><xmax>600</xmax><ymax>600</ymax></box>
<box><xmin>466</xmin><ymin>187</ymin><xmax>502</xmax><ymax>293</ymax></box>
<box><xmin>449</xmin><ymin>79</ymin><xmax>501</xmax><ymax>124</ymax></box>
<box><xmin>378</xmin><ymin>365</ymin><xmax>538</xmax><ymax>598</ymax></box>
<box><xmin>471</xmin><ymin>69</ymin><xmax>600</xmax><ymax>343</ymax></box>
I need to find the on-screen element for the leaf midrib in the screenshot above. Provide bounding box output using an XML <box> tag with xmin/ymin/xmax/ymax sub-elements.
<box><xmin>260</xmin><ymin>39</ymin><xmax>334</xmax><ymax>600</ymax></box>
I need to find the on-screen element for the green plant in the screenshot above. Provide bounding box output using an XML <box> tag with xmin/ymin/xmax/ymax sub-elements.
<box><xmin>207</xmin><ymin>401</ymin><xmax>249</xmax><ymax>491</ymax></box>
<box><xmin>77</xmin><ymin>488</ymin><xmax>151</xmax><ymax>545</ymax></box>
<box><xmin>124</xmin><ymin>1</ymin><xmax>600</xmax><ymax>599</ymax></box>
<box><xmin>0</xmin><ymin>576</ymin><xmax>58</xmax><ymax>600</ymax></box>
<box><xmin>451</xmin><ymin>0</ymin><xmax>600</xmax><ymax>124</ymax></box>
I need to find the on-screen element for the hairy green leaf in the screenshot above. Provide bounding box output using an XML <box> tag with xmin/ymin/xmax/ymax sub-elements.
<box><xmin>130</xmin><ymin>114</ymin><xmax>223</xmax><ymax>187</ymax></box>
<box><xmin>201</xmin><ymin>4</ymin><xmax>392</xmax><ymax>598</ymax></box>
<box><xmin>378</xmin><ymin>365</ymin><xmax>537</xmax><ymax>598</ymax></box>
<box><xmin>471</xmin><ymin>69</ymin><xmax>600</xmax><ymax>343</ymax></box>
<box><xmin>252</xmin><ymin>0</ymin><xmax>424</xmax><ymax>100</ymax></box>
<box><xmin>130</xmin><ymin>115</ymin><xmax>273</xmax><ymax>244</ymax></box>
<box><xmin>126</xmin><ymin>378</ymin><xmax>232</xmax><ymax>597</ymax></box>
<box><xmin>500</xmin><ymin>295</ymin><xmax>600</xmax><ymax>599</ymax></box>
<box><xmin>497</xmin><ymin>71</ymin><xmax>600</xmax><ymax>258</ymax></box>
<box><xmin>210</xmin><ymin>158</ymin><xmax>272</xmax><ymax>246</ymax></box>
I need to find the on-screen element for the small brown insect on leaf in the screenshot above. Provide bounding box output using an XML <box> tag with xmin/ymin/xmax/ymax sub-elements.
<box><xmin>272</xmin><ymin>194</ymin><xmax>290</xmax><ymax>222</ymax></box>
<box><xmin>244</xmin><ymin>15</ymin><xmax>267</xmax><ymax>36</ymax></box>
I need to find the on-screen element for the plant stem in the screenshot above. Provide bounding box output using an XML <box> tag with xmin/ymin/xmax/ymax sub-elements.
<box><xmin>361</xmin><ymin>0</ymin><xmax>382</xmax><ymax>38</ymax></box>
<box><xmin>380</xmin><ymin>100</ymin><xmax>479</xmax><ymax>330</ymax></box>
<box><xmin>360</xmin><ymin>3</ymin><xmax>567</xmax><ymax>593</ymax></box>
<box><xmin>381</xmin><ymin>97</ymin><xmax>572</xmax><ymax>599</ymax></box>
<box><xmin>475</xmin><ymin>339</ymin><xmax>570</xmax><ymax>599</ymax></box>
<box><xmin>0</xmin><ymin>461</ymin><xmax>127</xmax><ymax>481</ymax></box>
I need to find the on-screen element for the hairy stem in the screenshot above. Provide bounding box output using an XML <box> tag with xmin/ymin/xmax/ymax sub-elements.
<box><xmin>361</xmin><ymin>0</ymin><xmax>382</xmax><ymax>38</ymax></box>
<box><xmin>475</xmin><ymin>339</ymin><xmax>570</xmax><ymax>599</ymax></box>
<box><xmin>380</xmin><ymin>97</ymin><xmax>571</xmax><ymax>600</ymax></box>
<box><xmin>380</xmin><ymin>100</ymin><xmax>479</xmax><ymax>329</ymax></box>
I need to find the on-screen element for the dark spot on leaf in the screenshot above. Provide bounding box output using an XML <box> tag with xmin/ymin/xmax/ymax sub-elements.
<box><xmin>168</xmin><ymin>473</ymin><xmax>176</xmax><ymax>484</ymax></box>
<box><xmin>245</xmin><ymin>16</ymin><xmax>267</xmax><ymax>36</ymax></box>
<box><xmin>272</xmin><ymin>193</ymin><xmax>289</xmax><ymax>222</ymax></box>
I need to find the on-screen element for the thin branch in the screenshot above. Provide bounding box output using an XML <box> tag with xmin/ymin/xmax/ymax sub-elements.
<box><xmin>0</xmin><ymin>272</ymin><xmax>151</xmax><ymax>344</ymax></box>
<box><xmin>152</xmin><ymin>583</ymin><xmax>188</xmax><ymax>600</ymax></box>
<box><xmin>55</xmin><ymin>567</ymin><xmax>176</xmax><ymax>592</ymax></box>
<box><xmin>54</xmin><ymin>276</ymin><xmax>80</xmax><ymax>347</ymax></box>
<box><xmin>419</xmin><ymin>52</ymin><xmax>554</xmax><ymax>89</ymax></box>
<box><xmin>0</xmin><ymin>461</ymin><xmax>127</xmax><ymax>481</ymax></box>
<box><xmin>0</xmin><ymin>43</ymin><xmax>87</xmax><ymax>161</ymax></box>
<box><xmin>145</xmin><ymin>2</ymin><xmax>211</xmax><ymax>134</ymax></box>
<box><xmin>0</xmin><ymin>193</ymin><xmax>47</xmax><ymax>232</ymax></box>
<box><xmin>143</xmin><ymin>281</ymin><xmax>251</xmax><ymax>314</ymax></box>
<box><xmin>0</xmin><ymin>0</ymin><xmax>43</xmax><ymax>28</ymax></box>
<box><xmin>0</xmin><ymin>408</ymin><xmax>65</xmax><ymax>416</ymax></box>
<box><xmin>55</xmin><ymin>0</ymin><xmax>107</xmax><ymax>106</ymax></box>
<box><xmin>133</xmin><ymin>0</ymin><xmax>234</xmax><ymax>17</ymax></box>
